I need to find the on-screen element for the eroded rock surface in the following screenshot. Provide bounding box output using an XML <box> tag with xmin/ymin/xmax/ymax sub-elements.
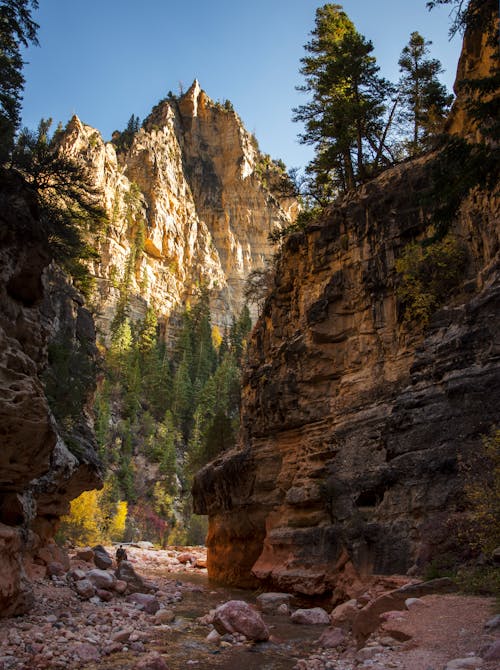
<box><xmin>0</xmin><ymin>170</ymin><xmax>102</xmax><ymax>615</ymax></box>
<box><xmin>61</xmin><ymin>81</ymin><xmax>296</xmax><ymax>337</ymax></box>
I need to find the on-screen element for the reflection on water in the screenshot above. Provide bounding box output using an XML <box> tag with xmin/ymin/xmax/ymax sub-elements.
<box><xmin>86</xmin><ymin>568</ymin><xmax>326</xmax><ymax>670</ymax></box>
<box><xmin>148</xmin><ymin>571</ymin><xmax>325</xmax><ymax>670</ymax></box>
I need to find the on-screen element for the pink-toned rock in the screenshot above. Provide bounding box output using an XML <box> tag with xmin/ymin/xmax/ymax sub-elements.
<box><xmin>291</xmin><ymin>607</ymin><xmax>330</xmax><ymax>625</ymax></box>
<box><xmin>317</xmin><ymin>627</ymin><xmax>346</xmax><ymax>648</ymax></box>
<box><xmin>126</xmin><ymin>593</ymin><xmax>160</xmax><ymax>614</ymax></box>
<box><xmin>96</xmin><ymin>588</ymin><xmax>113</xmax><ymax>602</ymax></box>
<box><xmin>74</xmin><ymin>579</ymin><xmax>95</xmax><ymax>599</ymax></box>
<box><xmin>112</xmin><ymin>629</ymin><xmax>132</xmax><ymax>643</ymax></box>
<box><xmin>256</xmin><ymin>592</ymin><xmax>292</xmax><ymax>613</ymax></box>
<box><xmin>116</xmin><ymin>560</ymin><xmax>149</xmax><ymax>593</ymax></box>
<box><xmin>330</xmin><ymin>599</ymin><xmax>359</xmax><ymax>628</ymax></box>
<box><xmin>103</xmin><ymin>641</ymin><xmax>123</xmax><ymax>655</ymax></box>
<box><xmin>74</xmin><ymin>643</ymin><xmax>100</xmax><ymax>662</ymax></box>
<box><xmin>36</xmin><ymin>545</ymin><xmax>70</xmax><ymax>571</ymax></box>
<box><xmin>75</xmin><ymin>547</ymin><xmax>94</xmax><ymax>562</ymax></box>
<box><xmin>114</xmin><ymin>579</ymin><xmax>128</xmax><ymax>594</ymax></box>
<box><xmin>213</xmin><ymin>600</ymin><xmax>269</xmax><ymax>641</ymax></box>
<box><xmin>46</xmin><ymin>561</ymin><xmax>65</xmax><ymax>577</ymax></box>
<box><xmin>154</xmin><ymin>609</ymin><xmax>175</xmax><ymax>624</ymax></box>
<box><xmin>177</xmin><ymin>552</ymin><xmax>195</xmax><ymax>564</ymax></box>
<box><xmin>133</xmin><ymin>651</ymin><xmax>169</xmax><ymax>670</ymax></box>
<box><xmin>195</xmin><ymin>557</ymin><xmax>207</xmax><ymax>568</ymax></box>
<box><xmin>67</xmin><ymin>568</ymin><xmax>86</xmax><ymax>581</ymax></box>
<box><xmin>93</xmin><ymin>545</ymin><xmax>112</xmax><ymax>569</ymax></box>
<box><xmin>87</xmin><ymin>568</ymin><xmax>116</xmax><ymax>589</ymax></box>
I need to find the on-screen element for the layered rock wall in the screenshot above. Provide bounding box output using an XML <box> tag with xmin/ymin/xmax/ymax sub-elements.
<box><xmin>62</xmin><ymin>82</ymin><xmax>295</xmax><ymax>338</ymax></box>
<box><xmin>194</xmin><ymin>161</ymin><xmax>499</xmax><ymax>594</ymax></box>
<box><xmin>0</xmin><ymin>171</ymin><xmax>102</xmax><ymax>615</ymax></box>
<box><xmin>193</xmin><ymin>3</ymin><xmax>500</xmax><ymax>595</ymax></box>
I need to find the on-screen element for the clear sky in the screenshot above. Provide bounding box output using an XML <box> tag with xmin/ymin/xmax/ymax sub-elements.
<box><xmin>21</xmin><ymin>0</ymin><xmax>463</xmax><ymax>171</ymax></box>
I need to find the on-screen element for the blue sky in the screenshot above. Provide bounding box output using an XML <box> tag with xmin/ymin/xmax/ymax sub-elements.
<box><xmin>21</xmin><ymin>0</ymin><xmax>463</xmax><ymax>171</ymax></box>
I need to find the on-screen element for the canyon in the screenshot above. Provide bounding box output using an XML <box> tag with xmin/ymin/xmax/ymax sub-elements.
<box><xmin>0</xmin><ymin>0</ymin><xmax>498</xmax><ymax>624</ymax></box>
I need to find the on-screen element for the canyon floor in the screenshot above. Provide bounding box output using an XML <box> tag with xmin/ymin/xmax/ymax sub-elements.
<box><xmin>0</xmin><ymin>546</ymin><xmax>498</xmax><ymax>670</ymax></box>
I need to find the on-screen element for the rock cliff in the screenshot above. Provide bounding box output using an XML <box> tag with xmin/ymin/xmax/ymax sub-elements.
<box><xmin>0</xmin><ymin>170</ymin><xmax>102</xmax><ymax>616</ymax></box>
<box><xmin>61</xmin><ymin>81</ymin><xmax>296</xmax><ymax>338</ymax></box>
<box><xmin>193</xmin><ymin>3</ymin><xmax>500</xmax><ymax>595</ymax></box>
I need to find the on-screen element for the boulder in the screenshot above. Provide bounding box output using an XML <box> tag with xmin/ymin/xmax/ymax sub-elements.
<box><xmin>116</xmin><ymin>560</ymin><xmax>149</xmax><ymax>593</ymax></box>
<box><xmin>126</xmin><ymin>593</ymin><xmax>160</xmax><ymax>615</ymax></box>
<box><xmin>114</xmin><ymin>579</ymin><xmax>128</xmax><ymax>594</ymax></box>
<box><xmin>352</xmin><ymin>578</ymin><xmax>457</xmax><ymax>645</ymax></box>
<box><xmin>87</xmin><ymin>568</ymin><xmax>116</xmax><ymax>590</ymax></box>
<box><xmin>36</xmin><ymin>545</ymin><xmax>70</xmax><ymax>571</ymax></box>
<box><xmin>67</xmin><ymin>568</ymin><xmax>86</xmax><ymax>581</ymax></box>
<box><xmin>74</xmin><ymin>579</ymin><xmax>95</xmax><ymax>599</ymax></box>
<box><xmin>177</xmin><ymin>552</ymin><xmax>195</xmax><ymax>564</ymax></box>
<box><xmin>291</xmin><ymin>607</ymin><xmax>330</xmax><ymax>625</ymax></box>
<box><xmin>213</xmin><ymin>600</ymin><xmax>269</xmax><ymax>641</ymax></box>
<box><xmin>93</xmin><ymin>545</ymin><xmax>112</xmax><ymax>569</ymax></box>
<box><xmin>317</xmin><ymin>627</ymin><xmax>346</xmax><ymax>648</ymax></box>
<box><xmin>75</xmin><ymin>547</ymin><xmax>94</xmax><ymax>562</ymax></box>
<box><xmin>330</xmin><ymin>599</ymin><xmax>359</xmax><ymax>628</ymax></box>
<box><xmin>46</xmin><ymin>561</ymin><xmax>65</xmax><ymax>577</ymax></box>
<box><xmin>96</xmin><ymin>589</ymin><xmax>113</xmax><ymax>602</ymax></box>
<box><xmin>256</xmin><ymin>592</ymin><xmax>292</xmax><ymax>614</ymax></box>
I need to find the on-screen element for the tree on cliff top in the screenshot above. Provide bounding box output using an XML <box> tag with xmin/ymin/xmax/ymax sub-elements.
<box><xmin>293</xmin><ymin>3</ymin><xmax>394</xmax><ymax>197</ymax></box>
<box><xmin>12</xmin><ymin>118</ymin><xmax>107</xmax><ymax>296</ymax></box>
<box><xmin>0</xmin><ymin>0</ymin><xmax>39</xmax><ymax>163</ymax></box>
<box><xmin>398</xmin><ymin>32</ymin><xmax>453</xmax><ymax>156</ymax></box>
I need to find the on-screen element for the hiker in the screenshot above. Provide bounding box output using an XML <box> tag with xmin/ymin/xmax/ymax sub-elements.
<box><xmin>116</xmin><ymin>544</ymin><xmax>127</xmax><ymax>565</ymax></box>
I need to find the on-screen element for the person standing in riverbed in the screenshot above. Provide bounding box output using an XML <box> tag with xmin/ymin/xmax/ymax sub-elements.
<box><xmin>116</xmin><ymin>545</ymin><xmax>127</xmax><ymax>565</ymax></box>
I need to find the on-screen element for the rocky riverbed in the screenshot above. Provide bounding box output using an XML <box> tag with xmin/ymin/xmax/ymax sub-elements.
<box><xmin>0</xmin><ymin>545</ymin><xmax>498</xmax><ymax>670</ymax></box>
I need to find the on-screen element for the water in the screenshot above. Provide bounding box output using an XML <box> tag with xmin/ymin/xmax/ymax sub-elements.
<box><xmin>101</xmin><ymin>571</ymin><xmax>326</xmax><ymax>670</ymax></box>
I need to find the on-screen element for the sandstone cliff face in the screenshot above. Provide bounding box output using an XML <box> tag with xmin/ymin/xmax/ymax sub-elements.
<box><xmin>62</xmin><ymin>81</ymin><xmax>295</xmax><ymax>338</ymax></box>
<box><xmin>194</xmin><ymin>164</ymin><xmax>499</xmax><ymax>595</ymax></box>
<box><xmin>193</xmin><ymin>7</ymin><xmax>500</xmax><ymax>596</ymax></box>
<box><xmin>0</xmin><ymin>171</ymin><xmax>102</xmax><ymax>615</ymax></box>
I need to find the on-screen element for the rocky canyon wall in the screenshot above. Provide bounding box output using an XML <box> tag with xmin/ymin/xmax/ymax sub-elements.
<box><xmin>0</xmin><ymin>170</ymin><xmax>102</xmax><ymax>615</ymax></box>
<box><xmin>61</xmin><ymin>81</ymin><xmax>296</xmax><ymax>339</ymax></box>
<box><xmin>193</xmin><ymin>3</ymin><xmax>500</xmax><ymax>596</ymax></box>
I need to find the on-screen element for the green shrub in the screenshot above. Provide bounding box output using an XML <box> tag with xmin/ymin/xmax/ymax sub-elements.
<box><xmin>396</xmin><ymin>234</ymin><xmax>467</xmax><ymax>325</ymax></box>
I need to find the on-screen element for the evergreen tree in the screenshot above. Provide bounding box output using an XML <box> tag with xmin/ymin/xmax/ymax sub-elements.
<box><xmin>111</xmin><ymin>113</ymin><xmax>141</xmax><ymax>153</ymax></box>
<box><xmin>398</xmin><ymin>31</ymin><xmax>453</xmax><ymax>155</ymax></box>
<box><xmin>12</xmin><ymin>118</ymin><xmax>106</xmax><ymax>295</ymax></box>
<box><xmin>0</xmin><ymin>0</ymin><xmax>39</xmax><ymax>162</ymax></box>
<box><xmin>138</xmin><ymin>306</ymin><xmax>158</xmax><ymax>354</ymax></box>
<box><xmin>293</xmin><ymin>3</ymin><xmax>394</xmax><ymax>196</ymax></box>
<box><xmin>172</xmin><ymin>352</ymin><xmax>193</xmax><ymax>437</ymax></box>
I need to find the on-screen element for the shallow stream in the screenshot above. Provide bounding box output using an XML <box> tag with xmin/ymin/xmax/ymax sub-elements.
<box><xmin>101</xmin><ymin>571</ymin><xmax>326</xmax><ymax>670</ymax></box>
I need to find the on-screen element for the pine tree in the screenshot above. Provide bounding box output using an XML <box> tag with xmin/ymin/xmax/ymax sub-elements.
<box><xmin>0</xmin><ymin>0</ymin><xmax>39</xmax><ymax>161</ymax></box>
<box><xmin>293</xmin><ymin>3</ymin><xmax>393</xmax><ymax>196</ymax></box>
<box><xmin>398</xmin><ymin>32</ymin><xmax>453</xmax><ymax>155</ymax></box>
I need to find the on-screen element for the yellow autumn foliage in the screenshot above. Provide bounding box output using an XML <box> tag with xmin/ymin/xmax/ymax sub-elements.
<box><xmin>58</xmin><ymin>482</ymin><xmax>128</xmax><ymax>545</ymax></box>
